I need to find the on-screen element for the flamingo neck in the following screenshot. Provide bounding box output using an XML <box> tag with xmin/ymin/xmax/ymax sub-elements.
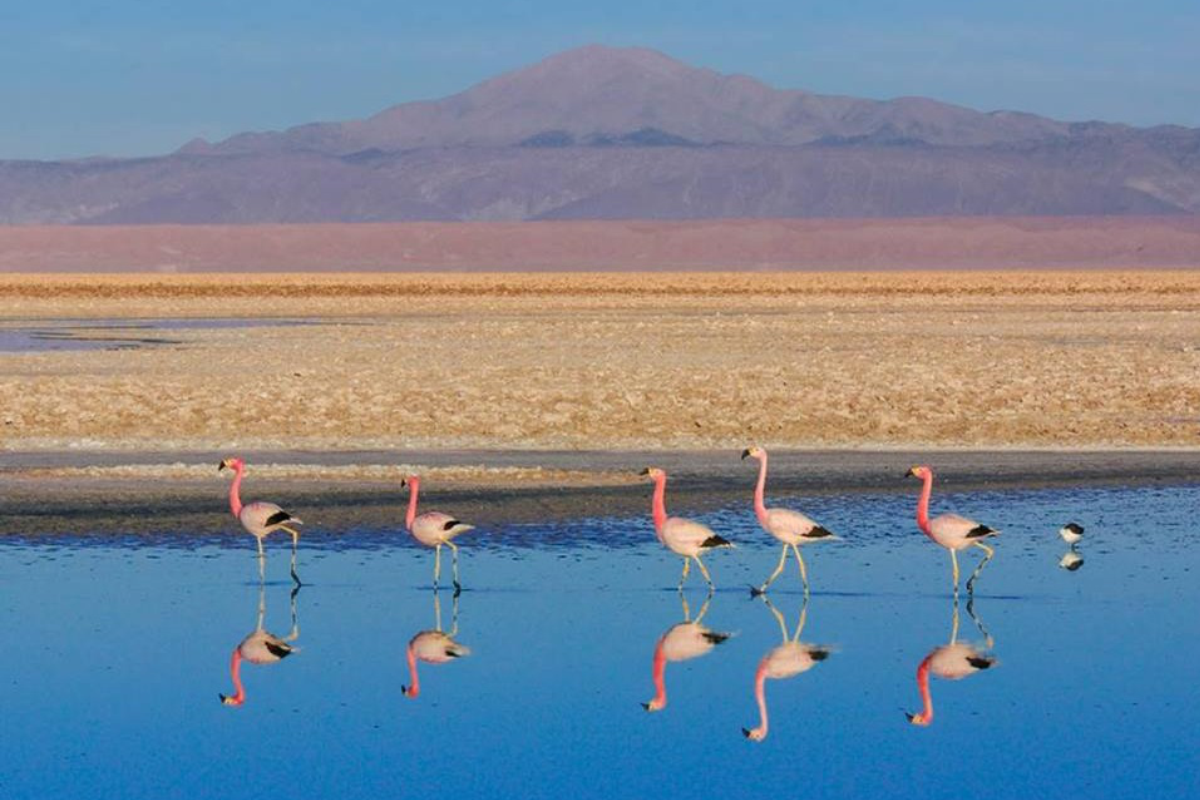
<box><xmin>402</xmin><ymin>643</ymin><xmax>420</xmax><ymax>698</ymax></box>
<box><xmin>912</xmin><ymin>655</ymin><xmax>934</xmax><ymax>725</ymax></box>
<box><xmin>223</xmin><ymin>649</ymin><xmax>246</xmax><ymax>706</ymax></box>
<box><xmin>648</xmin><ymin>639</ymin><xmax>668</xmax><ymax>709</ymax></box>
<box><xmin>651</xmin><ymin>476</ymin><xmax>668</xmax><ymax>537</ymax></box>
<box><xmin>405</xmin><ymin>481</ymin><xmax>420</xmax><ymax>531</ymax></box>
<box><xmin>915</xmin><ymin>472</ymin><xmax>933</xmax><ymax>537</ymax></box>
<box><xmin>753</xmin><ymin>455</ymin><xmax>770</xmax><ymax>527</ymax></box>
<box><xmin>750</xmin><ymin>660</ymin><xmax>770</xmax><ymax>738</ymax></box>
<box><xmin>228</xmin><ymin>464</ymin><xmax>245</xmax><ymax>518</ymax></box>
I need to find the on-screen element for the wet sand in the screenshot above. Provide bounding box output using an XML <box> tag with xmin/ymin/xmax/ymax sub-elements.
<box><xmin>3</xmin><ymin>448</ymin><xmax>1198</xmax><ymax>537</ymax></box>
<box><xmin>1</xmin><ymin>271</ymin><xmax>1198</xmax><ymax>457</ymax></box>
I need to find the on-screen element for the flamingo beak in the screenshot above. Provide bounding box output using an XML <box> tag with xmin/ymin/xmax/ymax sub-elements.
<box><xmin>740</xmin><ymin>448</ymin><xmax>752</xmax><ymax>460</ymax></box>
<box><xmin>219</xmin><ymin>693</ymin><xmax>242</xmax><ymax>706</ymax></box>
<box><xmin>399</xmin><ymin>479</ymin><xmax>407</xmax><ymax>489</ymax></box>
<box><xmin>905</xmin><ymin>467</ymin><xmax>917</xmax><ymax>478</ymax></box>
<box><xmin>639</xmin><ymin>468</ymin><xmax>651</xmax><ymax>476</ymax></box>
<box><xmin>905</xmin><ymin>712</ymin><xmax>930</xmax><ymax>726</ymax></box>
<box><xmin>217</xmin><ymin>460</ymin><xmax>228</xmax><ymax>473</ymax></box>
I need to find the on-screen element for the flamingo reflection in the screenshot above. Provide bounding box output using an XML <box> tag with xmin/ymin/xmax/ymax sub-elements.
<box><xmin>643</xmin><ymin>592</ymin><xmax>732</xmax><ymax>712</ymax></box>
<box><xmin>743</xmin><ymin>597</ymin><xmax>833</xmax><ymax>741</ymax></box>
<box><xmin>220</xmin><ymin>584</ymin><xmax>301</xmax><ymax>707</ymax></box>
<box><xmin>402</xmin><ymin>589</ymin><xmax>471</xmax><ymax>699</ymax></box>
<box><xmin>906</xmin><ymin>596</ymin><xmax>997</xmax><ymax>727</ymax></box>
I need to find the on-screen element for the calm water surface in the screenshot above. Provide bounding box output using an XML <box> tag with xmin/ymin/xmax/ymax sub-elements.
<box><xmin>1</xmin><ymin>483</ymin><xmax>1197</xmax><ymax>799</ymax></box>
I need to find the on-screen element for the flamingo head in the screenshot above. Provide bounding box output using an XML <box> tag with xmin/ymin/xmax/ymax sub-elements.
<box><xmin>217</xmin><ymin>457</ymin><xmax>244</xmax><ymax>474</ymax></box>
<box><xmin>641</xmin><ymin>699</ymin><xmax>665</xmax><ymax>712</ymax></box>
<box><xmin>905</xmin><ymin>711</ymin><xmax>931</xmax><ymax>726</ymax></box>
<box><xmin>905</xmin><ymin>465</ymin><xmax>932</xmax><ymax>480</ymax></box>
<box><xmin>742</xmin><ymin>726</ymin><xmax>766</xmax><ymax>741</ymax></box>
<box><xmin>400</xmin><ymin>475</ymin><xmax>419</xmax><ymax>491</ymax></box>
<box><xmin>741</xmin><ymin>445</ymin><xmax>764</xmax><ymax>461</ymax></box>
<box><xmin>639</xmin><ymin>467</ymin><xmax>665</xmax><ymax>481</ymax></box>
<box><xmin>219</xmin><ymin>693</ymin><xmax>244</xmax><ymax>707</ymax></box>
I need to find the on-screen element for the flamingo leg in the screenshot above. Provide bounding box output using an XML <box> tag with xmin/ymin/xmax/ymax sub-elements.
<box><xmin>678</xmin><ymin>557</ymin><xmax>691</xmax><ymax>592</ymax></box>
<box><xmin>446</xmin><ymin>540</ymin><xmax>461</xmax><ymax>596</ymax></box>
<box><xmin>693</xmin><ymin>555</ymin><xmax>714</xmax><ymax>590</ymax></box>
<box><xmin>966</xmin><ymin>593</ymin><xmax>994</xmax><ymax>648</ymax></box>
<box><xmin>278</xmin><ymin>525</ymin><xmax>302</xmax><ymax>587</ymax></box>
<box><xmin>966</xmin><ymin>541</ymin><xmax>995</xmax><ymax>595</ymax></box>
<box><xmin>286</xmin><ymin>583</ymin><xmax>301</xmax><ymax>641</ymax></box>
<box><xmin>433</xmin><ymin>544</ymin><xmax>442</xmax><ymax>591</ymax></box>
<box><xmin>790</xmin><ymin>544</ymin><xmax>810</xmax><ymax>597</ymax></box>
<box><xmin>256</xmin><ymin>537</ymin><xmax>266</xmax><ymax>584</ymax></box>
<box><xmin>950</xmin><ymin>549</ymin><xmax>960</xmax><ymax>596</ymax></box>
<box><xmin>753</xmin><ymin>545</ymin><xmax>789</xmax><ymax>596</ymax></box>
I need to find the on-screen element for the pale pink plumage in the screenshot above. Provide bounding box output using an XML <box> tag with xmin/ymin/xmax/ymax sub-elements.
<box><xmin>641</xmin><ymin>467</ymin><xmax>732</xmax><ymax>591</ymax></box>
<box><xmin>402</xmin><ymin>476</ymin><xmax>475</xmax><ymax>592</ymax></box>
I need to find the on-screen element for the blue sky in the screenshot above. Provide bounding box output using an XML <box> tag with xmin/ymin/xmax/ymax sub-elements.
<box><xmin>3</xmin><ymin>1</ymin><xmax>1197</xmax><ymax>160</ymax></box>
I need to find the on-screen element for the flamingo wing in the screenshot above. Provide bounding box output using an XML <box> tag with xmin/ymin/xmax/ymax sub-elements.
<box><xmin>662</xmin><ymin>517</ymin><xmax>731</xmax><ymax>556</ymax></box>
<box><xmin>240</xmin><ymin>501</ymin><xmax>302</xmax><ymax>536</ymax></box>
<box><xmin>765</xmin><ymin>508</ymin><xmax>834</xmax><ymax>542</ymax></box>
<box><xmin>928</xmin><ymin>513</ymin><xmax>996</xmax><ymax>549</ymax></box>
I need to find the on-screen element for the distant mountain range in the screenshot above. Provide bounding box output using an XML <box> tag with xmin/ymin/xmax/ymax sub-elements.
<box><xmin>2</xmin><ymin>45</ymin><xmax>1199</xmax><ymax>223</ymax></box>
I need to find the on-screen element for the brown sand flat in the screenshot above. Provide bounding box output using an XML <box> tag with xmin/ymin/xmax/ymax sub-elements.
<box><xmin>1</xmin><ymin>217</ymin><xmax>1199</xmax><ymax>272</ymax></box>
<box><xmin>1</xmin><ymin>271</ymin><xmax>1198</xmax><ymax>461</ymax></box>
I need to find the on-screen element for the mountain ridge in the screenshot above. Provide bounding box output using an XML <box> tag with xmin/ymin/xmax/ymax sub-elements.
<box><xmin>3</xmin><ymin>44</ymin><xmax>1199</xmax><ymax>223</ymax></box>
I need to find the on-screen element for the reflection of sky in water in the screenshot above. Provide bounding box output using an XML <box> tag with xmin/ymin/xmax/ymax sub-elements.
<box><xmin>0</xmin><ymin>483</ymin><xmax>1197</xmax><ymax>799</ymax></box>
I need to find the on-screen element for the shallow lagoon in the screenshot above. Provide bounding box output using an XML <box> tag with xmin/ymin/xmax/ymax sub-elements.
<box><xmin>1</xmin><ymin>482</ymin><xmax>1197</xmax><ymax>799</ymax></box>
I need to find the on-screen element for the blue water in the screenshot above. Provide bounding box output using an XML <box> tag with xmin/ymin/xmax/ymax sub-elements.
<box><xmin>1</xmin><ymin>483</ymin><xmax>1197</xmax><ymax>800</ymax></box>
<box><xmin>0</xmin><ymin>318</ymin><xmax>323</xmax><ymax>352</ymax></box>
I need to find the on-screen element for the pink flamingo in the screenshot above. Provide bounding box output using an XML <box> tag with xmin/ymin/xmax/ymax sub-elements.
<box><xmin>743</xmin><ymin>597</ymin><xmax>832</xmax><ymax>741</ymax></box>
<box><xmin>402</xmin><ymin>591</ymin><xmax>470</xmax><ymax>699</ymax></box>
<box><xmin>907</xmin><ymin>598</ymin><xmax>996</xmax><ymax>726</ymax></box>
<box><xmin>220</xmin><ymin>584</ymin><xmax>299</xmax><ymax>707</ymax></box>
<box><xmin>742</xmin><ymin>445</ymin><xmax>836</xmax><ymax>596</ymax></box>
<box><xmin>401</xmin><ymin>476</ymin><xmax>475</xmax><ymax>594</ymax></box>
<box><xmin>219</xmin><ymin>457</ymin><xmax>304</xmax><ymax>585</ymax></box>
<box><xmin>641</xmin><ymin>467</ymin><xmax>733</xmax><ymax>591</ymax></box>
<box><xmin>643</xmin><ymin>593</ymin><xmax>731</xmax><ymax>712</ymax></box>
<box><xmin>906</xmin><ymin>465</ymin><xmax>997</xmax><ymax>594</ymax></box>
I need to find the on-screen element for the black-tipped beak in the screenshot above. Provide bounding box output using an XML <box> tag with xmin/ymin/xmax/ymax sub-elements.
<box><xmin>640</xmin><ymin>702</ymin><xmax>651</xmax><ymax>711</ymax></box>
<box><xmin>740</xmin><ymin>448</ymin><xmax>752</xmax><ymax>460</ymax></box>
<box><xmin>904</xmin><ymin>467</ymin><xmax>916</xmax><ymax>478</ymax></box>
<box><xmin>217</xmin><ymin>461</ymin><xmax>227</xmax><ymax>473</ymax></box>
<box><xmin>741</xmin><ymin>727</ymin><xmax>752</xmax><ymax>738</ymax></box>
<box><xmin>638</xmin><ymin>468</ymin><xmax>651</xmax><ymax>476</ymax></box>
<box><xmin>399</xmin><ymin>479</ymin><xmax>407</xmax><ymax>489</ymax></box>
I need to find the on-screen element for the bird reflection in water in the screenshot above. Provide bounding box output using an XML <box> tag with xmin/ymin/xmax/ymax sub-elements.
<box><xmin>219</xmin><ymin>583</ymin><xmax>301</xmax><ymax>706</ymax></box>
<box><xmin>1058</xmin><ymin>522</ymin><xmax>1086</xmax><ymax>571</ymax></box>
<box><xmin>743</xmin><ymin>596</ymin><xmax>833</xmax><ymax>741</ymax></box>
<box><xmin>401</xmin><ymin>589</ymin><xmax>471</xmax><ymax>699</ymax></box>
<box><xmin>643</xmin><ymin>591</ymin><xmax>732</xmax><ymax>712</ymax></box>
<box><xmin>906</xmin><ymin>596</ymin><xmax>997</xmax><ymax>727</ymax></box>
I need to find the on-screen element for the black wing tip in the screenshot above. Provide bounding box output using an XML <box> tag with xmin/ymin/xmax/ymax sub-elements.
<box><xmin>966</xmin><ymin>524</ymin><xmax>997</xmax><ymax>538</ymax></box>
<box><xmin>264</xmin><ymin>641</ymin><xmax>293</xmax><ymax>659</ymax></box>
<box><xmin>701</xmin><ymin>534</ymin><xmax>733</xmax><ymax>549</ymax></box>
<box><xmin>809</xmin><ymin>648</ymin><xmax>832</xmax><ymax>662</ymax></box>
<box><xmin>702</xmin><ymin>631</ymin><xmax>732</xmax><ymax>645</ymax></box>
<box><xmin>442</xmin><ymin>519</ymin><xmax>463</xmax><ymax>531</ymax></box>
<box><xmin>806</xmin><ymin>525</ymin><xmax>836</xmax><ymax>539</ymax></box>
<box><xmin>265</xmin><ymin>510</ymin><xmax>293</xmax><ymax>527</ymax></box>
<box><xmin>1063</xmin><ymin>522</ymin><xmax>1085</xmax><ymax>534</ymax></box>
<box><xmin>967</xmin><ymin>656</ymin><xmax>995</xmax><ymax>670</ymax></box>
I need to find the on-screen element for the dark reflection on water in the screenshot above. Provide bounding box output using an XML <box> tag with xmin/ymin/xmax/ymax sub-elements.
<box><xmin>0</xmin><ymin>483</ymin><xmax>1198</xmax><ymax>799</ymax></box>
